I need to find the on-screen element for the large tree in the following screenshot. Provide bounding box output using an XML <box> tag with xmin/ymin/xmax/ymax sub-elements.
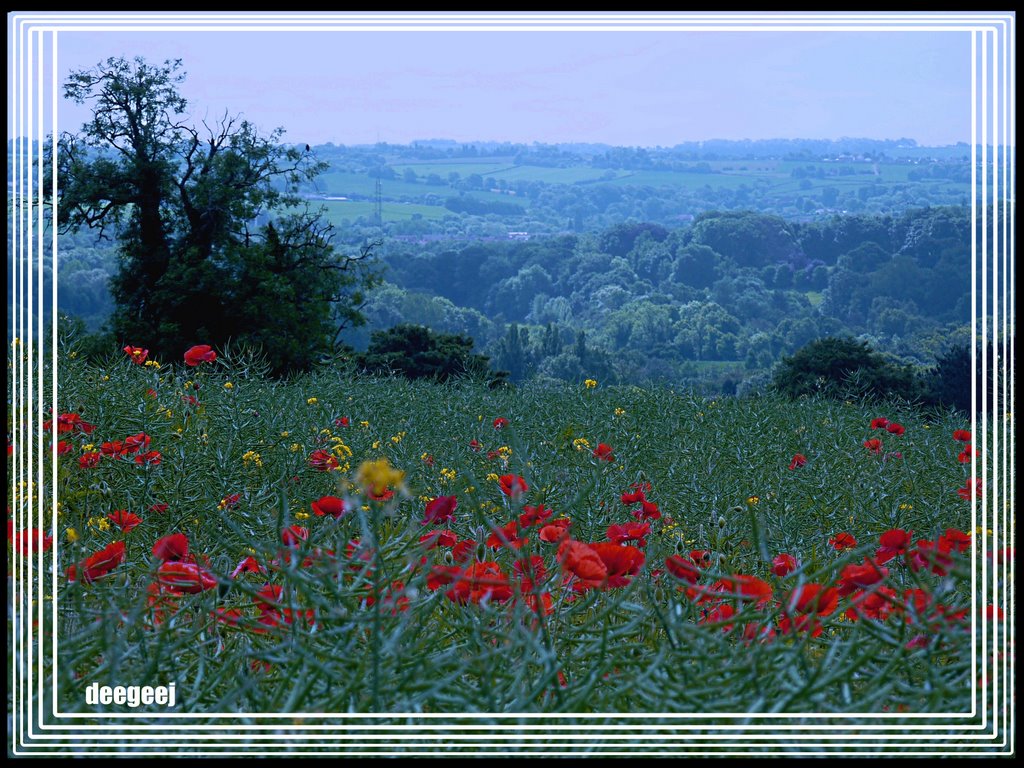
<box><xmin>51</xmin><ymin>56</ymin><xmax>379</xmax><ymax>373</ymax></box>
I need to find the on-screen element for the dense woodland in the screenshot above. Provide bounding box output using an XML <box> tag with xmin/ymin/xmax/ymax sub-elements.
<box><xmin>10</xmin><ymin>137</ymin><xmax>978</xmax><ymax>395</ymax></box>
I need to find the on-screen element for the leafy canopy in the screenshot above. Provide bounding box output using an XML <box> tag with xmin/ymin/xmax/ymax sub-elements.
<box><xmin>53</xmin><ymin>56</ymin><xmax>380</xmax><ymax>374</ymax></box>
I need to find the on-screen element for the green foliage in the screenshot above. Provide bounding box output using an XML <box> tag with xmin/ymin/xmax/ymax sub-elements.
<box><xmin>773</xmin><ymin>336</ymin><xmax>923</xmax><ymax>403</ymax></box>
<box><xmin>922</xmin><ymin>337</ymin><xmax>1015</xmax><ymax>414</ymax></box>
<box><xmin>51</xmin><ymin>56</ymin><xmax>380</xmax><ymax>375</ymax></box>
<box><xmin>32</xmin><ymin>346</ymin><xmax>980</xmax><ymax>726</ymax></box>
<box><xmin>355</xmin><ymin>323</ymin><xmax>499</xmax><ymax>384</ymax></box>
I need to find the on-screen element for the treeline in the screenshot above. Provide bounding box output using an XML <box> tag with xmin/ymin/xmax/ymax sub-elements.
<box><xmin>340</xmin><ymin>206</ymin><xmax>975</xmax><ymax>393</ymax></box>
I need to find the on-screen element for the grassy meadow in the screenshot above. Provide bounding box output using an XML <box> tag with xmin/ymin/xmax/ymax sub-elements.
<box><xmin>12</xmin><ymin>342</ymin><xmax>990</xmax><ymax>741</ymax></box>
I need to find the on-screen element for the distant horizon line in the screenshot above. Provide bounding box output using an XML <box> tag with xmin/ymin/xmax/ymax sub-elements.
<box><xmin>5</xmin><ymin>135</ymin><xmax>976</xmax><ymax>150</ymax></box>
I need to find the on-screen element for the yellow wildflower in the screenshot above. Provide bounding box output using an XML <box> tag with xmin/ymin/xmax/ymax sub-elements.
<box><xmin>307</xmin><ymin>397</ymin><xmax>318</xmax><ymax>405</ymax></box>
<box><xmin>584</xmin><ymin>379</ymin><xmax>597</xmax><ymax>389</ymax></box>
<box><xmin>224</xmin><ymin>381</ymin><xmax>234</xmax><ymax>390</ymax></box>
<box><xmin>355</xmin><ymin>458</ymin><xmax>406</xmax><ymax>497</ymax></box>
<box><xmin>66</xmin><ymin>528</ymin><xmax>78</xmax><ymax>543</ymax></box>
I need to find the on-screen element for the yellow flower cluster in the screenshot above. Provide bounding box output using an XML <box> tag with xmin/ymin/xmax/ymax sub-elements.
<box><xmin>224</xmin><ymin>381</ymin><xmax>234</xmax><ymax>390</ymax></box>
<box><xmin>242</xmin><ymin>450</ymin><xmax>263</xmax><ymax>468</ymax></box>
<box><xmin>614</xmin><ymin>408</ymin><xmax>626</xmax><ymax>417</ymax></box>
<box><xmin>584</xmin><ymin>379</ymin><xmax>597</xmax><ymax>389</ymax></box>
<box><xmin>572</xmin><ymin>437</ymin><xmax>591</xmax><ymax>452</ymax></box>
<box><xmin>66</xmin><ymin>528</ymin><xmax>79</xmax><ymax>543</ymax></box>
<box><xmin>391</xmin><ymin>431</ymin><xmax>407</xmax><ymax>445</ymax></box>
<box><xmin>87</xmin><ymin>517</ymin><xmax>111</xmax><ymax>532</ymax></box>
<box><xmin>440</xmin><ymin>467</ymin><xmax>457</xmax><ymax>484</ymax></box>
<box><xmin>144</xmin><ymin>360</ymin><xmax>161</xmax><ymax>369</ymax></box>
<box><xmin>355</xmin><ymin>458</ymin><xmax>406</xmax><ymax>497</ymax></box>
<box><xmin>307</xmin><ymin>397</ymin><xmax>318</xmax><ymax>405</ymax></box>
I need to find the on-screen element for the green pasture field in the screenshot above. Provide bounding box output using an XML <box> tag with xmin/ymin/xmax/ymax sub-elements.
<box><xmin>19</xmin><ymin>341</ymin><xmax>989</xmax><ymax>740</ymax></box>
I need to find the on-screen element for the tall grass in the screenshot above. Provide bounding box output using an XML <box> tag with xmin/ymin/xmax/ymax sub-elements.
<box><xmin>13</xmin><ymin>344</ymin><xmax>987</xmax><ymax>739</ymax></box>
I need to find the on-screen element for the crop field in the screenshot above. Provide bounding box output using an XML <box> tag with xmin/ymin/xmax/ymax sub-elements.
<box><xmin>11</xmin><ymin>340</ymin><xmax>995</xmax><ymax>743</ymax></box>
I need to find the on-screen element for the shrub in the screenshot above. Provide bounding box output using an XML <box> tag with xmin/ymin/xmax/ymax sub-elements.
<box><xmin>773</xmin><ymin>336</ymin><xmax>922</xmax><ymax>402</ymax></box>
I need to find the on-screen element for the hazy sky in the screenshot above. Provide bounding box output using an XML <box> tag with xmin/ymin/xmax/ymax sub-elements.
<box><xmin>51</xmin><ymin>27</ymin><xmax>972</xmax><ymax>148</ymax></box>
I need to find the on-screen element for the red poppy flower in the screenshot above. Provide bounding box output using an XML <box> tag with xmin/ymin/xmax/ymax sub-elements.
<box><xmin>957</xmin><ymin>478</ymin><xmax>982</xmax><ymax>500</ymax></box>
<box><xmin>908</xmin><ymin>539</ymin><xmax>955</xmax><ymax>576</ymax></box>
<box><xmin>631</xmin><ymin>499</ymin><xmax>662</xmax><ymax>522</ymax></box>
<box><xmin>334</xmin><ymin>417</ymin><xmax>350</xmax><ymax>428</ymax></box>
<box><xmin>54</xmin><ymin>441</ymin><xmax>72</xmax><ymax>456</ymax></box>
<box><xmin>863</xmin><ymin>438</ymin><xmax>883</xmax><ymax>454</ymax></box>
<box><xmin>788</xmin><ymin>454</ymin><xmax>807</xmax><ymax>470</ymax></box>
<box><xmin>885</xmin><ymin>422</ymin><xmax>905</xmax><ymax>436</ymax></box>
<box><xmin>181</xmin><ymin>394</ymin><xmax>198</xmax><ymax>406</ymax></box>
<box><xmin>8</xmin><ymin>525</ymin><xmax>53</xmax><ymax>555</ymax></box>
<box><xmin>419</xmin><ymin>529</ymin><xmax>458</xmax><ymax>550</ymax></box>
<box><xmin>557</xmin><ymin>539</ymin><xmax>608</xmax><ymax>586</ymax></box>
<box><xmin>870</xmin><ymin>417</ymin><xmax>890</xmax><ymax>430</ymax></box>
<box><xmin>589</xmin><ymin>542</ymin><xmax>645</xmax><ymax>589</ymax></box>
<box><xmin>592</xmin><ymin>443</ymin><xmax>615</xmax><ymax>462</ymax></box>
<box><xmin>844</xmin><ymin>586</ymin><xmax>898</xmax><ymax>622</ymax></box>
<box><xmin>876</xmin><ymin>529</ymin><xmax>913</xmax><ymax>564</ymax></box>
<box><xmin>518</xmin><ymin>504</ymin><xmax>554</xmax><ymax>528</ymax></box>
<box><xmin>606</xmin><ymin>522</ymin><xmax>651</xmax><ymax>547</ymax></box>
<box><xmin>183</xmin><ymin>344</ymin><xmax>217</xmax><ymax>366</ymax></box>
<box><xmin>829</xmin><ymin>532</ymin><xmax>857</xmax><ymax>551</ymax></box>
<box><xmin>784</xmin><ymin>583</ymin><xmax>839</xmax><ymax>616</ymax></box>
<box><xmin>149</xmin><ymin>503</ymin><xmax>169</xmax><ymax>514</ymax></box>
<box><xmin>699</xmin><ymin>603</ymin><xmax>736</xmax><ymax>632</ymax></box>
<box><xmin>837</xmin><ymin>558</ymin><xmax>889</xmax><ymax>596</ymax></box>
<box><xmin>152</xmin><ymin>533</ymin><xmax>189</xmax><ymax>562</ymax></box>
<box><xmin>421</xmin><ymin>453</ymin><xmax>435</xmax><ymax>467</ymax></box>
<box><xmin>665</xmin><ymin>555</ymin><xmax>700</xmax><ymax>584</ymax></box>
<box><xmin>78</xmin><ymin>452</ymin><xmax>101</xmax><ymax>469</ymax></box>
<box><xmin>620</xmin><ymin>490</ymin><xmax>646</xmax><ymax>505</ymax></box>
<box><xmin>493</xmin><ymin>417</ymin><xmax>509</xmax><ymax>430</ymax></box>
<box><xmin>957</xmin><ymin>446</ymin><xmax>972</xmax><ymax>463</ymax></box>
<box><xmin>107</xmin><ymin>510</ymin><xmax>142</xmax><ymax>533</ymax></box>
<box><xmin>941</xmin><ymin>528</ymin><xmax>971</xmax><ymax>553</ymax></box>
<box><xmin>281</xmin><ymin>525</ymin><xmax>309</xmax><ymax>547</ymax></box>
<box><xmin>690</xmin><ymin>549</ymin><xmax>713</xmax><ymax>568</ymax></box>
<box><xmin>426</xmin><ymin>565</ymin><xmax>463</xmax><ymax>590</ymax></box>
<box><xmin>538</xmin><ymin>517</ymin><xmax>572</xmax><ymax>543</ymax></box>
<box><xmin>123</xmin><ymin>432</ymin><xmax>151</xmax><ymax>454</ymax></box>
<box><xmin>367</xmin><ymin>488</ymin><xmax>395</xmax><ymax>502</ymax></box>
<box><xmin>123</xmin><ymin>345</ymin><xmax>149</xmax><ymax>365</ymax></box>
<box><xmin>101</xmin><ymin>440</ymin><xmax>127</xmax><ymax>457</ymax></box>
<box><xmin>498</xmin><ymin>474</ymin><xmax>528</xmax><ymax>497</ymax></box>
<box><xmin>67</xmin><ymin>541</ymin><xmax>125</xmax><ymax>583</ymax></box>
<box><xmin>307</xmin><ymin>449</ymin><xmax>340</xmax><ymax>472</ymax></box>
<box><xmin>953</xmin><ymin>429</ymin><xmax>972</xmax><ymax>442</ymax></box>
<box><xmin>486</xmin><ymin>520</ymin><xmax>528</xmax><ymax>550</ymax></box>
<box><xmin>447</xmin><ymin>561</ymin><xmax>514</xmax><ymax>605</ymax></box>
<box><xmin>422</xmin><ymin>495</ymin><xmax>458</xmax><ymax>525</ymax></box>
<box><xmin>156</xmin><ymin>561</ymin><xmax>218</xmax><ymax>594</ymax></box>
<box><xmin>512</xmin><ymin>554</ymin><xmax>548</xmax><ymax>585</ymax></box>
<box><xmin>469</xmin><ymin>438</ymin><xmax>483</xmax><ymax>452</ymax></box>
<box><xmin>49</xmin><ymin>412</ymin><xmax>96</xmax><ymax>434</ymax></box>
<box><xmin>311</xmin><ymin>495</ymin><xmax>349</xmax><ymax>519</ymax></box>
<box><xmin>230</xmin><ymin>556</ymin><xmax>266</xmax><ymax>579</ymax></box>
<box><xmin>771</xmin><ymin>553</ymin><xmax>798</xmax><ymax>577</ymax></box>
<box><xmin>134</xmin><ymin>450</ymin><xmax>161</xmax><ymax>466</ymax></box>
<box><xmin>711</xmin><ymin>574</ymin><xmax>774</xmax><ymax>607</ymax></box>
<box><xmin>451</xmin><ymin>539</ymin><xmax>476</xmax><ymax>563</ymax></box>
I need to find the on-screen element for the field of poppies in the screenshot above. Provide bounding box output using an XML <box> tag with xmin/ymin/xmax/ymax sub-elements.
<box><xmin>9</xmin><ymin>341</ymin><xmax>999</xmax><ymax>731</ymax></box>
